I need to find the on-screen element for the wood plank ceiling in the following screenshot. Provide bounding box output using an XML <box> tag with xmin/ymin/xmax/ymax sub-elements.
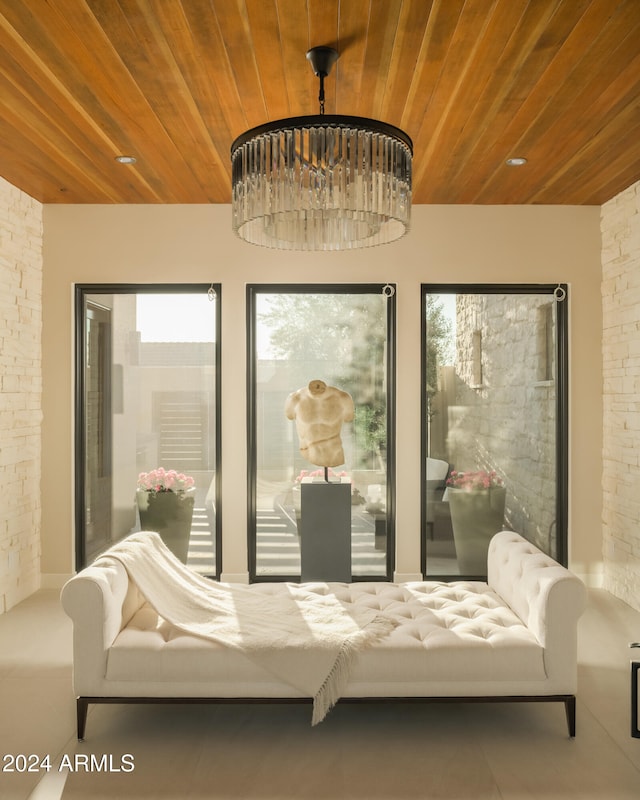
<box><xmin>0</xmin><ymin>0</ymin><xmax>639</xmax><ymax>205</ymax></box>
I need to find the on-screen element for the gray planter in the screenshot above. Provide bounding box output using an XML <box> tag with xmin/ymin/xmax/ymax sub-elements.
<box><xmin>448</xmin><ymin>487</ymin><xmax>506</xmax><ymax>575</ymax></box>
<box><xmin>137</xmin><ymin>489</ymin><xmax>195</xmax><ymax>563</ymax></box>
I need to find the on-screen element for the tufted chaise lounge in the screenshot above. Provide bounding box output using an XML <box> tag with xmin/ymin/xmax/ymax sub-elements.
<box><xmin>61</xmin><ymin>531</ymin><xmax>586</xmax><ymax>739</ymax></box>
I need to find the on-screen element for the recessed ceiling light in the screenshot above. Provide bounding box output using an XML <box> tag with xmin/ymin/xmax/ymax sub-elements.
<box><xmin>506</xmin><ymin>157</ymin><xmax>528</xmax><ymax>166</ymax></box>
<box><xmin>115</xmin><ymin>155</ymin><xmax>137</xmax><ymax>164</ymax></box>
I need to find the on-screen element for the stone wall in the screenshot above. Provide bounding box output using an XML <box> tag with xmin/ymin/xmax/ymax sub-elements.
<box><xmin>0</xmin><ymin>177</ymin><xmax>43</xmax><ymax>614</ymax></box>
<box><xmin>449</xmin><ymin>292</ymin><xmax>559</xmax><ymax>555</ymax></box>
<box><xmin>601</xmin><ymin>179</ymin><xmax>640</xmax><ymax>612</ymax></box>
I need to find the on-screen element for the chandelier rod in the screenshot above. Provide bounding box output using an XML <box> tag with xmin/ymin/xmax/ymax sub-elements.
<box><xmin>319</xmin><ymin>72</ymin><xmax>325</xmax><ymax>115</ymax></box>
<box><xmin>306</xmin><ymin>46</ymin><xmax>339</xmax><ymax>116</ymax></box>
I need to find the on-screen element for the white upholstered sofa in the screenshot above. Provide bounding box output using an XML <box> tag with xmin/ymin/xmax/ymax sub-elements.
<box><xmin>61</xmin><ymin>531</ymin><xmax>586</xmax><ymax>739</ymax></box>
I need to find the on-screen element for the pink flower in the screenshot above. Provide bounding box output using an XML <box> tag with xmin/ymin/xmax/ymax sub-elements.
<box><xmin>137</xmin><ymin>468</ymin><xmax>195</xmax><ymax>495</ymax></box>
<box><xmin>294</xmin><ymin>468</ymin><xmax>350</xmax><ymax>483</ymax></box>
<box><xmin>446</xmin><ymin>470</ymin><xmax>503</xmax><ymax>491</ymax></box>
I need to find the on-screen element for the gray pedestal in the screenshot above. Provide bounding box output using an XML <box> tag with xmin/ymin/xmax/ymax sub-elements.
<box><xmin>300</xmin><ymin>481</ymin><xmax>351</xmax><ymax>582</ymax></box>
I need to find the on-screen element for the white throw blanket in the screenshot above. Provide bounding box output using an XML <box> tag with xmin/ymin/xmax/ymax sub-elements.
<box><xmin>99</xmin><ymin>531</ymin><xmax>396</xmax><ymax>724</ymax></box>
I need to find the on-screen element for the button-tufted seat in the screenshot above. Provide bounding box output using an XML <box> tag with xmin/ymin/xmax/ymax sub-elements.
<box><xmin>62</xmin><ymin>531</ymin><xmax>586</xmax><ymax>739</ymax></box>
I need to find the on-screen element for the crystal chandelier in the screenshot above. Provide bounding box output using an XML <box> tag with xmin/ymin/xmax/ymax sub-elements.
<box><xmin>231</xmin><ymin>46</ymin><xmax>412</xmax><ymax>251</ymax></box>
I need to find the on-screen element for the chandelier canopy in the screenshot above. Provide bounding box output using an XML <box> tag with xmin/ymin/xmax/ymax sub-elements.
<box><xmin>231</xmin><ymin>47</ymin><xmax>413</xmax><ymax>251</ymax></box>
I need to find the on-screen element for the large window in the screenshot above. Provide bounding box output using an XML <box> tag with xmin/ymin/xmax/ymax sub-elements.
<box><xmin>248</xmin><ymin>285</ymin><xmax>396</xmax><ymax>581</ymax></box>
<box><xmin>75</xmin><ymin>285</ymin><xmax>221</xmax><ymax>575</ymax></box>
<box><xmin>422</xmin><ymin>285</ymin><xmax>568</xmax><ymax>577</ymax></box>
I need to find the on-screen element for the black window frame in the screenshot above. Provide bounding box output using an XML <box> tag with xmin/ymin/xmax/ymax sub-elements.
<box><xmin>420</xmin><ymin>283</ymin><xmax>569</xmax><ymax>577</ymax></box>
<box><xmin>74</xmin><ymin>283</ymin><xmax>222</xmax><ymax>575</ymax></box>
<box><xmin>247</xmin><ymin>283</ymin><xmax>397</xmax><ymax>582</ymax></box>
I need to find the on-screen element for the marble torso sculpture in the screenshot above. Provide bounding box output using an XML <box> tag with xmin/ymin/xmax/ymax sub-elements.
<box><xmin>285</xmin><ymin>379</ymin><xmax>354</xmax><ymax>468</ymax></box>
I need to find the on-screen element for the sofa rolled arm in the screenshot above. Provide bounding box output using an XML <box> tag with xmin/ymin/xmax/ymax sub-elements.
<box><xmin>61</xmin><ymin>559</ymin><xmax>139</xmax><ymax>695</ymax></box>
<box><xmin>487</xmin><ymin>531</ymin><xmax>587</xmax><ymax>687</ymax></box>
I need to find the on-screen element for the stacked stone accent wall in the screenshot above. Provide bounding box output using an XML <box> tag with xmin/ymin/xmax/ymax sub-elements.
<box><xmin>601</xmin><ymin>180</ymin><xmax>640</xmax><ymax>612</ymax></box>
<box><xmin>447</xmin><ymin>293</ymin><xmax>558</xmax><ymax>555</ymax></box>
<box><xmin>0</xmin><ymin>177</ymin><xmax>43</xmax><ymax>614</ymax></box>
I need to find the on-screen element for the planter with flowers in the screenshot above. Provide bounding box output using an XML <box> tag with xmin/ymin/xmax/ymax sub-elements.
<box><xmin>445</xmin><ymin>470</ymin><xmax>506</xmax><ymax>575</ymax></box>
<box><xmin>136</xmin><ymin>468</ymin><xmax>196</xmax><ymax>563</ymax></box>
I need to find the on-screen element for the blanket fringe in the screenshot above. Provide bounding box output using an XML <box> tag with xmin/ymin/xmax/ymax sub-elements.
<box><xmin>312</xmin><ymin>615</ymin><xmax>397</xmax><ymax>725</ymax></box>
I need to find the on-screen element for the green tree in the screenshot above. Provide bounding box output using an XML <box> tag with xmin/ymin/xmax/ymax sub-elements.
<box><xmin>260</xmin><ymin>294</ymin><xmax>353</xmax><ymax>363</ymax></box>
<box><xmin>259</xmin><ymin>292</ymin><xmax>387</xmax><ymax>469</ymax></box>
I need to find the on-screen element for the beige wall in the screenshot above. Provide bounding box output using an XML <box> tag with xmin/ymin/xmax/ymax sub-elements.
<box><xmin>41</xmin><ymin>203</ymin><xmax>603</xmax><ymax>582</ymax></box>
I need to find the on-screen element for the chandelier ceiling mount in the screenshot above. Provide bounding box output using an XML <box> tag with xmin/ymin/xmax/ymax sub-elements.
<box><xmin>305</xmin><ymin>46</ymin><xmax>339</xmax><ymax>113</ymax></box>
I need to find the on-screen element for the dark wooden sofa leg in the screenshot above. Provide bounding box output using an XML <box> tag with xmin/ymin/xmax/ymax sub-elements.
<box><xmin>72</xmin><ymin>695</ymin><xmax>579</xmax><ymax>740</ymax></box>
<box><xmin>77</xmin><ymin>697</ymin><xmax>88</xmax><ymax>741</ymax></box>
<box><xmin>564</xmin><ymin>696</ymin><xmax>576</xmax><ymax>738</ymax></box>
